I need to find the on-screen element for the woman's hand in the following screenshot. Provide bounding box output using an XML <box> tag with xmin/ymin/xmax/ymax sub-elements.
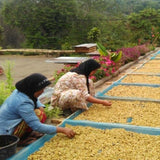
<box><xmin>63</xmin><ymin>128</ymin><xmax>76</xmax><ymax>138</ymax></box>
<box><xmin>101</xmin><ymin>100</ymin><xmax>112</xmax><ymax>107</ymax></box>
<box><xmin>87</xmin><ymin>95</ymin><xmax>112</xmax><ymax>108</ymax></box>
<box><xmin>57</xmin><ymin>127</ymin><xmax>76</xmax><ymax>138</ymax></box>
<box><xmin>39</xmin><ymin>106</ymin><xmax>45</xmax><ymax>112</ymax></box>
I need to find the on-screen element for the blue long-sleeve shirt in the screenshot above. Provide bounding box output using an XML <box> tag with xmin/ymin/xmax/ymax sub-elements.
<box><xmin>0</xmin><ymin>89</ymin><xmax>57</xmax><ymax>135</ymax></box>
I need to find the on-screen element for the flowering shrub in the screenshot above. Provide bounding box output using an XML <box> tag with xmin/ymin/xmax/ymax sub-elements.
<box><xmin>53</xmin><ymin>65</ymin><xmax>73</xmax><ymax>84</ymax></box>
<box><xmin>137</xmin><ymin>44</ymin><xmax>150</xmax><ymax>55</ymax></box>
<box><xmin>52</xmin><ymin>43</ymin><xmax>153</xmax><ymax>83</ymax></box>
<box><xmin>117</xmin><ymin>46</ymin><xmax>140</xmax><ymax>64</ymax></box>
<box><xmin>52</xmin><ymin>56</ymin><xmax>120</xmax><ymax>83</ymax></box>
<box><xmin>117</xmin><ymin>44</ymin><xmax>151</xmax><ymax>64</ymax></box>
<box><xmin>90</xmin><ymin>56</ymin><xmax>120</xmax><ymax>82</ymax></box>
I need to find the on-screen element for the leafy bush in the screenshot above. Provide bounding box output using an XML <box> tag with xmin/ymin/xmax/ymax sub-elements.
<box><xmin>0</xmin><ymin>82</ymin><xmax>11</xmax><ymax>105</ymax></box>
<box><xmin>137</xmin><ymin>44</ymin><xmax>150</xmax><ymax>55</ymax></box>
<box><xmin>117</xmin><ymin>47</ymin><xmax>141</xmax><ymax>64</ymax></box>
<box><xmin>0</xmin><ymin>61</ymin><xmax>15</xmax><ymax>105</ymax></box>
<box><xmin>4</xmin><ymin>61</ymin><xmax>15</xmax><ymax>91</ymax></box>
<box><xmin>61</xmin><ymin>42</ymin><xmax>72</xmax><ymax>50</ymax></box>
<box><xmin>117</xmin><ymin>44</ymin><xmax>151</xmax><ymax>64</ymax></box>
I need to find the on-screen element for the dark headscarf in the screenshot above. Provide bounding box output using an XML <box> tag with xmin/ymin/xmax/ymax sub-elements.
<box><xmin>70</xmin><ymin>59</ymin><xmax>100</xmax><ymax>93</ymax></box>
<box><xmin>16</xmin><ymin>73</ymin><xmax>51</xmax><ymax>108</ymax></box>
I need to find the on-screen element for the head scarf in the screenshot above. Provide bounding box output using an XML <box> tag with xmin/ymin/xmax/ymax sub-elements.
<box><xmin>70</xmin><ymin>59</ymin><xmax>100</xmax><ymax>93</ymax></box>
<box><xmin>16</xmin><ymin>73</ymin><xmax>51</xmax><ymax>108</ymax></box>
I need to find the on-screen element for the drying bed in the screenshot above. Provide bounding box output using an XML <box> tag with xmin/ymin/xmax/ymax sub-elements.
<box><xmin>104</xmin><ymin>85</ymin><xmax>160</xmax><ymax>100</ymax></box>
<box><xmin>155</xmin><ymin>54</ymin><xmax>160</xmax><ymax>57</ymax></box>
<box><xmin>75</xmin><ymin>101</ymin><xmax>160</xmax><ymax>127</ymax></box>
<box><xmin>145</xmin><ymin>59</ymin><xmax>160</xmax><ymax>64</ymax></box>
<box><xmin>134</xmin><ymin>67</ymin><xmax>160</xmax><ymax>73</ymax></box>
<box><xmin>142</xmin><ymin>63</ymin><xmax>160</xmax><ymax>68</ymax></box>
<box><xmin>28</xmin><ymin>124</ymin><xmax>160</xmax><ymax>160</ymax></box>
<box><xmin>120</xmin><ymin>74</ymin><xmax>160</xmax><ymax>84</ymax></box>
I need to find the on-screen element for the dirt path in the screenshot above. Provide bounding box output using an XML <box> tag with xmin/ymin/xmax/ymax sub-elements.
<box><xmin>0</xmin><ymin>55</ymin><xmax>64</xmax><ymax>84</ymax></box>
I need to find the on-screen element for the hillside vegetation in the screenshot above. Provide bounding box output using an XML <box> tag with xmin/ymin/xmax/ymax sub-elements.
<box><xmin>0</xmin><ymin>0</ymin><xmax>159</xmax><ymax>50</ymax></box>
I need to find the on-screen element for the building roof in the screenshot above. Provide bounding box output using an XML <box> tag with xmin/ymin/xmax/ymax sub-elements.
<box><xmin>74</xmin><ymin>43</ymin><xmax>96</xmax><ymax>48</ymax></box>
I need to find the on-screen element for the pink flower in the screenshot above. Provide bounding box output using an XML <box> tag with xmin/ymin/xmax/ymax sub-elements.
<box><xmin>65</xmin><ymin>64</ymin><xmax>71</xmax><ymax>67</ymax></box>
<box><xmin>105</xmin><ymin>73</ymin><xmax>110</xmax><ymax>76</ymax></box>
<box><xmin>57</xmin><ymin>70</ymin><xmax>61</xmax><ymax>74</ymax></box>
<box><xmin>106</xmin><ymin>61</ymin><xmax>112</xmax><ymax>65</ymax></box>
<box><xmin>103</xmin><ymin>68</ymin><xmax>107</xmax><ymax>72</ymax></box>
<box><xmin>90</xmin><ymin>76</ymin><xmax>96</xmax><ymax>81</ymax></box>
<box><xmin>112</xmin><ymin>68</ymin><xmax>115</xmax><ymax>73</ymax></box>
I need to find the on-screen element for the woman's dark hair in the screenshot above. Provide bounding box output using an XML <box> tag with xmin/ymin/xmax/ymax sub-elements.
<box><xmin>70</xmin><ymin>59</ymin><xmax>100</xmax><ymax>93</ymax></box>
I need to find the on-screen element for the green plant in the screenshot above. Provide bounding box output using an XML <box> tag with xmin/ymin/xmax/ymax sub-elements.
<box><xmin>0</xmin><ymin>82</ymin><xmax>11</xmax><ymax>105</ymax></box>
<box><xmin>61</xmin><ymin>42</ymin><xmax>72</xmax><ymax>50</ymax></box>
<box><xmin>87</xmin><ymin>27</ymin><xmax>101</xmax><ymax>42</ymax></box>
<box><xmin>97</xmin><ymin>42</ymin><xmax>122</xmax><ymax>62</ymax></box>
<box><xmin>44</xmin><ymin>104</ymin><xmax>63</xmax><ymax>118</ymax></box>
<box><xmin>4</xmin><ymin>61</ymin><xmax>15</xmax><ymax>91</ymax></box>
<box><xmin>110</xmin><ymin>51</ymin><xmax>122</xmax><ymax>62</ymax></box>
<box><xmin>97</xmin><ymin>42</ymin><xmax>109</xmax><ymax>56</ymax></box>
<box><xmin>0</xmin><ymin>61</ymin><xmax>15</xmax><ymax>105</ymax></box>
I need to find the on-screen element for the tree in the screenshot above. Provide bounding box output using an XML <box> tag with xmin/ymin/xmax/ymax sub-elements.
<box><xmin>1</xmin><ymin>0</ymin><xmax>160</xmax><ymax>49</ymax></box>
<box><xmin>127</xmin><ymin>8</ymin><xmax>160</xmax><ymax>44</ymax></box>
<box><xmin>87</xmin><ymin>27</ymin><xmax>101</xmax><ymax>43</ymax></box>
<box><xmin>2</xmin><ymin>0</ymin><xmax>78</xmax><ymax>49</ymax></box>
<box><xmin>1</xmin><ymin>0</ymin><xmax>109</xmax><ymax>48</ymax></box>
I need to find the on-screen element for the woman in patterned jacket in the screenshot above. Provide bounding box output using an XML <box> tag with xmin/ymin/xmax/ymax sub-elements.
<box><xmin>51</xmin><ymin>59</ymin><xmax>112</xmax><ymax>114</ymax></box>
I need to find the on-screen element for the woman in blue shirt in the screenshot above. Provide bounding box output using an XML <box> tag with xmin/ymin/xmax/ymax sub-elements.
<box><xmin>0</xmin><ymin>73</ymin><xmax>75</xmax><ymax>145</ymax></box>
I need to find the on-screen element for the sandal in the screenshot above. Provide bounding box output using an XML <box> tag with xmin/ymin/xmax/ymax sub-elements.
<box><xmin>17</xmin><ymin>137</ymin><xmax>37</xmax><ymax>147</ymax></box>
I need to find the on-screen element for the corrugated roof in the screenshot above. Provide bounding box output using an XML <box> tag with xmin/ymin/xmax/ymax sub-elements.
<box><xmin>74</xmin><ymin>43</ymin><xmax>96</xmax><ymax>48</ymax></box>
